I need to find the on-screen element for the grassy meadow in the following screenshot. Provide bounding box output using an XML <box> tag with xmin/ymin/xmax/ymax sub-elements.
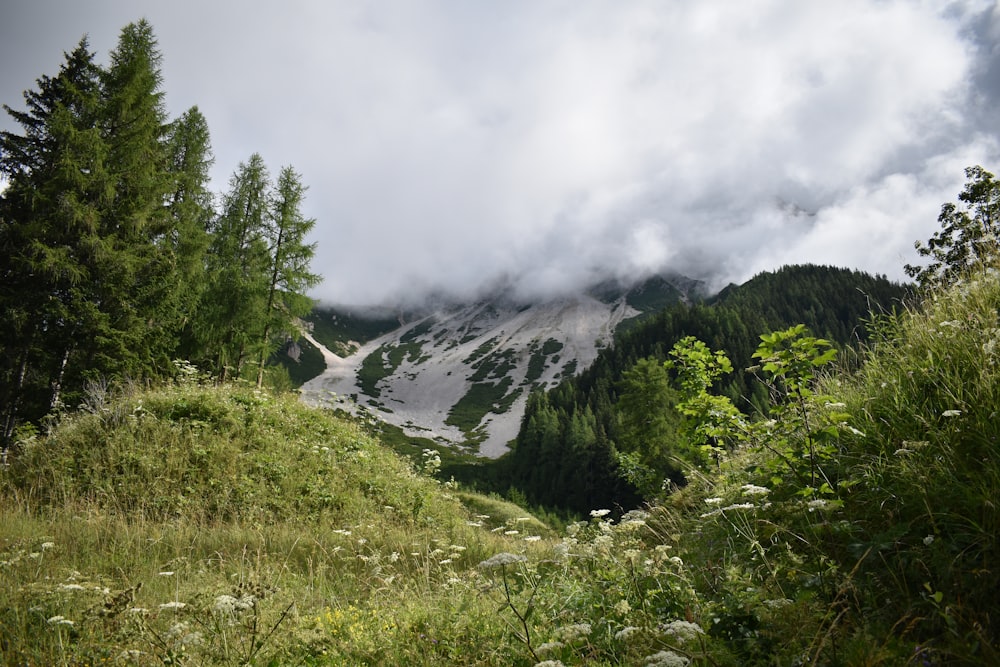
<box><xmin>2</xmin><ymin>270</ymin><xmax>999</xmax><ymax>665</ymax></box>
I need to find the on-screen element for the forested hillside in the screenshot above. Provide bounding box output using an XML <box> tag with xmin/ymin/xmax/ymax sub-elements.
<box><xmin>0</xmin><ymin>20</ymin><xmax>319</xmax><ymax>449</ymax></box>
<box><xmin>495</xmin><ymin>265</ymin><xmax>909</xmax><ymax>514</ymax></box>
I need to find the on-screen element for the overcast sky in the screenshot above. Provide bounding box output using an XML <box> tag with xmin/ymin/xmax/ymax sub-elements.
<box><xmin>2</xmin><ymin>1</ymin><xmax>999</xmax><ymax>305</ymax></box>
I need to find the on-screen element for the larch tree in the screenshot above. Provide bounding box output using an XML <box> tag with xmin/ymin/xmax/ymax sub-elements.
<box><xmin>96</xmin><ymin>19</ymin><xmax>177</xmax><ymax>377</ymax></box>
<box><xmin>255</xmin><ymin>165</ymin><xmax>320</xmax><ymax>387</ymax></box>
<box><xmin>199</xmin><ymin>153</ymin><xmax>272</xmax><ymax>381</ymax></box>
<box><xmin>165</xmin><ymin>106</ymin><xmax>215</xmax><ymax>361</ymax></box>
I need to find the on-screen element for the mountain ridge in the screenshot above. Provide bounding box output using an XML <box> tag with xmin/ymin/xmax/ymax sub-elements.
<box><xmin>299</xmin><ymin>272</ymin><xmax>701</xmax><ymax>456</ymax></box>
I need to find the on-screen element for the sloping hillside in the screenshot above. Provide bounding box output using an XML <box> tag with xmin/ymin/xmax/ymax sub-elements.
<box><xmin>299</xmin><ymin>274</ymin><xmax>699</xmax><ymax>457</ymax></box>
<box><xmin>301</xmin><ymin>293</ymin><xmax>639</xmax><ymax>457</ymax></box>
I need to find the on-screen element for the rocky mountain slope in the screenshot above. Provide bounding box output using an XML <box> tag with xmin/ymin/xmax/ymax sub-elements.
<box><xmin>299</xmin><ymin>275</ymin><xmax>700</xmax><ymax>457</ymax></box>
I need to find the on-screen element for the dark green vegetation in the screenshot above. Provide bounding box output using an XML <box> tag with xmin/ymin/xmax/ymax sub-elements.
<box><xmin>306</xmin><ymin>306</ymin><xmax>403</xmax><ymax>357</ymax></box>
<box><xmin>0</xmin><ymin>20</ymin><xmax>318</xmax><ymax>449</ymax></box>
<box><xmin>493</xmin><ymin>264</ymin><xmax>910</xmax><ymax>514</ymax></box>
<box><xmin>4</xmin><ymin>254</ymin><xmax>999</xmax><ymax>664</ymax></box>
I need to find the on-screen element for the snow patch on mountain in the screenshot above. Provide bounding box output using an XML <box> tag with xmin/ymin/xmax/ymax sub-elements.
<box><xmin>300</xmin><ymin>292</ymin><xmax>639</xmax><ymax>458</ymax></box>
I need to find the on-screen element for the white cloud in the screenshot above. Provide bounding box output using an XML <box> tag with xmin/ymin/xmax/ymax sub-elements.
<box><xmin>2</xmin><ymin>0</ymin><xmax>999</xmax><ymax>304</ymax></box>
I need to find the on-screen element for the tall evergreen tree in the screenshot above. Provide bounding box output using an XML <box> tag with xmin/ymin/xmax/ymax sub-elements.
<box><xmin>199</xmin><ymin>153</ymin><xmax>272</xmax><ymax>381</ymax></box>
<box><xmin>165</xmin><ymin>106</ymin><xmax>214</xmax><ymax>360</ymax></box>
<box><xmin>95</xmin><ymin>19</ymin><xmax>176</xmax><ymax>377</ymax></box>
<box><xmin>255</xmin><ymin>166</ymin><xmax>320</xmax><ymax>387</ymax></box>
<box><xmin>0</xmin><ymin>38</ymin><xmax>109</xmax><ymax>440</ymax></box>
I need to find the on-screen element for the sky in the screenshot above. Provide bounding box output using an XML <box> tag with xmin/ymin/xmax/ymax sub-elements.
<box><xmin>2</xmin><ymin>1</ymin><xmax>999</xmax><ymax>306</ymax></box>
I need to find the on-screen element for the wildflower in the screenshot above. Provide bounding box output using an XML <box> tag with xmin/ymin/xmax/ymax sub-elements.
<box><xmin>47</xmin><ymin>615</ymin><xmax>74</xmax><ymax>626</ymax></box>
<box><xmin>478</xmin><ymin>552</ymin><xmax>527</xmax><ymax>570</ymax></box>
<box><xmin>524</xmin><ymin>535</ymin><xmax>542</xmax><ymax>542</ymax></box>
<box><xmin>439</xmin><ymin>558</ymin><xmax>453</xmax><ymax>565</ymax></box>
<box><xmin>159</xmin><ymin>601</ymin><xmax>186</xmax><ymax>611</ymax></box>
<box><xmin>536</xmin><ymin>641</ymin><xmax>565</xmax><ymax>654</ymax></box>
<box><xmin>942</xmin><ymin>409</ymin><xmax>962</xmax><ymax>418</ymax></box>
<box><xmin>644</xmin><ymin>649</ymin><xmax>689</xmax><ymax>667</ymax></box>
<box><xmin>741</xmin><ymin>484</ymin><xmax>770</xmax><ymax>496</ymax></box>
<box><xmin>58</xmin><ymin>583</ymin><xmax>86</xmax><ymax>592</ymax></box>
<box><xmin>614</xmin><ymin>599</ymin><xmax>632</xmax><ymax>615</ymax></box>
<box><xmin>590</xmin><ymin>509</ymin><xmax>611</xmax><ymax>518</ymax></box>
<box><xmin>807</xmin><ymin>499</ymin><xmax>829</xmax><ymax>512</ymax></box>
<box><xmin>722</xmin><ymin>502</ymin><xmax>755</xmax><ymax>511</ymax></box>
<box><xmin>703</xmin><ymin>497</ymin><xmax>724</xmax><ymax>505</ymax></box>
<box><xmin>554</xmin><ymin>623</ymin><xmax>592</xmax><ymax>642</ymax></box>
<box><xmin>615</xmin><ymin>625</ymin><xmax>641</xmax><ymax>641</ymax></box>
<box><xmin>504</xmin><ymin>530</ymin><xmax>520</xmax><ymax>535</ymax></box>
<box><xmin>923</xmin><ymin>535</ymin><xmax>935</xmax><ymax>546</ymax></box>
<box><xmin>158</xmin><ymin>571</ymin><xmax>175</xmax><ymax>577</ymax></box>
<box><xmin>534</xmin><ymin>661</ymin><xmax>566</xmax><ymax>667</ymax></box>
<box><xmin>660</xmin><ymin>619</ymin><xmax>704</xmax><ymax>642</ymax></box>
<box><xmin>40</xmin><ymin>542</ymin><xmax>55</xmax><ymax>550</ymax></box>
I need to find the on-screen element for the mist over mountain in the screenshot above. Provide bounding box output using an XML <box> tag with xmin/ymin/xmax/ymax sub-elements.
<box><xmin>299</xmin><ymin>272</ymin><xmax>702</xmax><ymax>456</ymax></box>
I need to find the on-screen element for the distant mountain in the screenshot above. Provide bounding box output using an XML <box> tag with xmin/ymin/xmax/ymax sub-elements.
<box><xmin>298</xmin><ymin>274</ymin><xmax>703</xmax><ymax>457</ymax></box>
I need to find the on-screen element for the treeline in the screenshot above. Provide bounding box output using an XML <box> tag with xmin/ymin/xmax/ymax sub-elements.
<box><xmin>501</xmin><ymin>265</ymin><xmax>910</xmax><ymax>514</ymax></box>
<box><xmin>0</xmin><ymin>20</ymin><xmax>319</xmax><ymax>445</ymax></box>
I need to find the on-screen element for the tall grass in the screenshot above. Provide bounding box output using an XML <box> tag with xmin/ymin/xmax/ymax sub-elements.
<box><xmin>2</xmin><ymin>270</ymin><xmax>998</xmax><ymax>665</ymax></box>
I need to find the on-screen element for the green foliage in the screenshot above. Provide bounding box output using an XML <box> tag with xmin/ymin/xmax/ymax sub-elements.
<box><xmin>0</xmin><ymin>21</ymin><xmax>321</xmax><ymax>447</ymax></box>
<box><xmin>505</xmin><ymin>265</ymin><xmax>906</xmax><ymax>514</ymax></box>
<box><xmin>906</xmin><ymin>165</ymin><xmax>1000</xmax><ymax>291</ymax></box>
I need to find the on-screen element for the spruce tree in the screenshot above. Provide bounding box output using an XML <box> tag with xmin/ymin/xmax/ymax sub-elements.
<box><xmin>0</xmin><ymin>38</ymin><xmax>109</xmax><ymax>440</ymax></box>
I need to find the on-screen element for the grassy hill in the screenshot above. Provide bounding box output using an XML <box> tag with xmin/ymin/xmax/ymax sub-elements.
<box><xmin>2</xmin><ymin>268</ymin><xmax>998</xmax><ymax>664</ymax></box>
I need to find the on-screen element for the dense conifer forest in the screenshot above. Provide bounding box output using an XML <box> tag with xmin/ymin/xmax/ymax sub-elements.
<box><xmin>487</xmin><ymin>265</ymin><xmax>910</xmax><ymax>514</ymax></box>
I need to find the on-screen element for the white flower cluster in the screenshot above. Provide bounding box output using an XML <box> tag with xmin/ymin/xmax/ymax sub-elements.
<box><xmin>553</xmin><ymin>622</ymin><xmax>592</xmax><ymax>643</ymax></box>
<box><xmin>477</xmin><ymin>552</ymin><xmax>527</xmax><ymax>570</ymax></box>
<box><xmin>643</xmin><ymin>649</ymin><xmax>689</xmax><ymax>667</ymax></box>
<box><xmin>213</xmin><ymin>593</ymin><xmax>256</xmax><ymax>615</ymax></box>
<box><xmin>660</xmin><ymin>619</ymin><xmax>704</xmax><ymax>643</ymax></box>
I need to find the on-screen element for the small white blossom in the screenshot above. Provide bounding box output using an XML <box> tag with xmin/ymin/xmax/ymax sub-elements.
<box><xmin>615</xmin><ymin>625</ymin><xmax>641</xmax><ymax>641</ymax></box>
<box><xmin>644</xmin><ymin>649</ymin><xmax>689</xmax><ymax>667</ymax></box>
<box><xmin>58</xmin><ymin>583</ymin><xmax>86</xmax><ymax>592</ymax></box>
<box><xmin>703</xmin><ymin>497</ymin><xmax>724</xmax><ymax>505</ymax></box>
<box><xmin>807</xmin><ymin>499</ymin><xmax>829</xmax><ymax>512</ymax></box>
<box><xmin>590</xmin><ymin>509</ymin><xmax>611</xmax><ymax>518</ymax></box>
<box><xmin>923</xmin><ymin>535</ymin><xmax>935</xmax><ymax>546</ymax></box>
<box><xmin>942</xmin><ymin>409</ymin><xmax>962</xmax><ymax>418</ymax></box>
<box><xmin>159</xmin><ymin>601</ymin><xmax>186</xmax><ymax>611</ymax></box>
<box><xmin>661</xmin><ymin>619</ymin><xmax>704</xmax><ymax>642</ymax></box>
<box><xmin>524</xmin><ymin>535</ymin><xmax>542</xmax><ymax>542</ymax></box>
<box><xmin>47</xmin><ymin>616</ymin><xmax>74</xmax><ymax>626</ymax></box>
<box><xmin>741</xmin><ymin>484</ymin><xmax>770</xmax><ymax>496</ymax></box>
<box><xmin>722</xmin><ymin>502</ymin><xmax>755</xmax><ymax>511</ymax></box>
<box><xmin>478</xmin><ymin>552</ymin><xmax>527</xmax><ymax>570</ymax></box>
<box><xmin>40</xmin><ymin>542</ymin><xmax>55</xmax><ymax>550</ymax></box>
<box><xmin>535</xmin><ymin>641</ymin><xmax>565</xmax><ymax>654</ymax></box>
<box><xmin>554</xmin><ymin>623</ymin><xmax>592</xmax><ymax>642</ymax></box>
